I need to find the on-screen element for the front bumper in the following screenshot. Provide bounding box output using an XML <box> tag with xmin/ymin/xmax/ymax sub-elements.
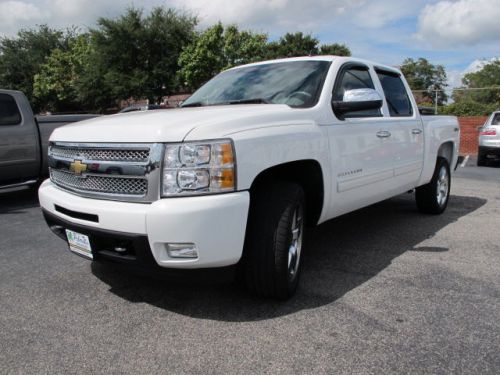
<box><xmin>39</xmin><ymin>180</ymin><xmax>250</xmax><ymax>269</ymax></box>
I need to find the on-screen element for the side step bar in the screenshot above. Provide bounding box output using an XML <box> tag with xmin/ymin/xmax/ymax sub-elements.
<box><xmin>0</xmin><ymin>179</ymin><xmax>38</xmax><ymax>192</ymax></box>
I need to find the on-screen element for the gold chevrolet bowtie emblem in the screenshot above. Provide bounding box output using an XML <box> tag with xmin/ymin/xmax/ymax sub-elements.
<box><xmin>69</xmin><ymin>160</ymin><xmax>87</xmax><ymax>175</ymax></box>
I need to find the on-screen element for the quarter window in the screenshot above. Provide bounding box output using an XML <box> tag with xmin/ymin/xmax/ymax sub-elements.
<box><xmin>376</xmin><ymin>70</ymin><xmax>413</xmax><ymax>117</ymax></box>
<box><xmin>333</xmin><ymin>66</ymin><xmax>381</xmax><ymax>118</ymax></box>
<box><xmin>0</xmin><ymin>94</ymin><xmax>22</xmax><ymax>125</ymax></box>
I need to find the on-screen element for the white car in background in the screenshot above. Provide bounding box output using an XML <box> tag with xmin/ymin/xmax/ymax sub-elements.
<box><xmin>477</xmin><ymin>110</ymin><xmax>500</xmax><ymax>166</ymax></box>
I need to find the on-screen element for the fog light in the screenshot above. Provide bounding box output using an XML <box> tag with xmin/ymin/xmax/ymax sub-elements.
<box><xmin>166</xmin><ymin>243</ymin><xmax>198</xmax><ymax>258</ymax></box>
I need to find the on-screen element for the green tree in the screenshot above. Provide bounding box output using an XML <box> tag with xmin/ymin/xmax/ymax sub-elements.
<box><xmin>319</xmin><ymin>43</ymin><xmax>351</xmax><ymax>56</ymax></box>
<box><xmin>439</xmin><ymin>100</ymin><xmax>497</xmax><ymax>116</ymax></box>
<box><xmin>33</xmin><ymin>34</ymin><xmax>92</xmax><ymax>112</ymax></box>
<box><xmin>178</xmin><ymin>23</ymin><xmax>268</xmax><ymax>89</ymax></box>
<box><xmin>453</xmin><ymin>60</ymin><xmax>500</xmax><ymax>104</ymax></box>
<box><xmin>265</xmin><ymin>32</ymin><xmax>319</xmax><ymax>59</ymax></box>
<box><xmin>400</xmin><ymin>57</ymin><xmax>448</xmax><ymax>105</ymax></box>
<box><xmin>88</xmin><ymin>7</ymin><xmax>196</xmax><ymax>107</ymax></box>
<box><xmin>0</xmin><ymin>25</ymin><xmax>73</xmax><ymax>112</ymax></box>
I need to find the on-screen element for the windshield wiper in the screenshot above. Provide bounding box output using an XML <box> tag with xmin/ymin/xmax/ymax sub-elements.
<box><xmin>180</xmin><ymin>101</ymin><xmax>205</xmax><ymax>108</ymax></box>
<box><xmin>226</xmin><ymin>98</ymin><xmax>271</xmax><ymax>105</ymax></box>
<box><xmin>181</xmin><ymin>98</ymin><xmax>271</xmax><ymax>108</ymax></box>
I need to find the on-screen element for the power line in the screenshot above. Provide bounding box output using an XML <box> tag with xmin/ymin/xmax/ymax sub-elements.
<box><xmin>412</xmin><ymin>86</ymin><xmax>500</xmax><ymax>93</ymax></box>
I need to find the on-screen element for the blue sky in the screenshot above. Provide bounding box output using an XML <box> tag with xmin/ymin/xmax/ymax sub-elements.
<box><xmin>1</xmin><ymin>0</ymin><xmax>499</xmax><ymax>88</ymax></box>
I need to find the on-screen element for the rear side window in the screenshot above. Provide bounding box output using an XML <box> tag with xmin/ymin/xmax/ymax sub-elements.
<box><xmin>0</xmin><ymin>94</ymin><xmax>22</xmax><ymax>125</ymax></box>
<box><xmin>333</xmin><ymin>66</ymin><xmax>381</xmax><ymax>118</ymax></box>
<box><xmin>376</xmin><ymin>70</ymin><xmax>413</xmax><ymax>117</ymax></box>
<box><xmin>492</xmin><ymin>114</ymin><xmax>500</xmax><ymax>125</ymax></box>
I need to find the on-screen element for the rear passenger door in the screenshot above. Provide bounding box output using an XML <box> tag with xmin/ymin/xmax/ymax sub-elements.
<box><xmin>0</xmin><ymin>92</ymin><xmax>39</xmax><ymax>185</ymax></box>
<box><xmin>375</xmin><ymin>68</ymin><xmax>424</xmax><ymax>189</ymax></box>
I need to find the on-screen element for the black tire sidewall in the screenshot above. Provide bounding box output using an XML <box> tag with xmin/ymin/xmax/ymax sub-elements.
<box><xmin>416</xmin><ymin>157</ymin><xmax>451</xmax><ymax>214</ymax></box>
<box><xmin>243</xmin><ymin>182</ymin><xmax>305</xmax><ymax>299</ymax></box>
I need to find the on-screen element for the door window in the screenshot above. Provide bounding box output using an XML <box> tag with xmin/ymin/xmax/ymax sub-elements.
<box><xmin>375</xmin><ymin>70</ymin><xmax>413</xmax><ymax>117</ymax></box>
<box><xmin>0</xmin><ymin>94</ymin><xmax>22</xmax><ymax>125</ymax></box>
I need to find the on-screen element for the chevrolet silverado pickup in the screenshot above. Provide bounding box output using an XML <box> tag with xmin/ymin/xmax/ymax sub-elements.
<box><xmin>39</xmin><ymin>56</ymin><xmax>460</xmax><ymax>299</ymax></box>
<box><xmin>0</xmin><ymin>89</ymin><xmax>98</xmax><ymax>192</ymax></box>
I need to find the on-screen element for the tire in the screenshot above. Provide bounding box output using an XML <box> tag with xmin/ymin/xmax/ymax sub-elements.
<box><xmin>416</xmin><ymin>157</ymin><xmax>451</xmax><ymax>215</ymax></box>
<box><xmin>243</xmin><ymin>182</ymin><xmax>305</xmax><ymax>300</ymax></box>
<box><xmin>477</xmin><ymin>151</ymin><xmax>487</xmax><ymax>166</ymax></box>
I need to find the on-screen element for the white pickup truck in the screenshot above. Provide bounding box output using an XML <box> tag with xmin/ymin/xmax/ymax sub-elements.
<box><xmin>39</xmin><ymin>56</ymin><xmax>460</xmax><ymax>299</ymax></box>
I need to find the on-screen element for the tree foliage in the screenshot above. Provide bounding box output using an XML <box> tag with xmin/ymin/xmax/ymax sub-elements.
<box><xmin>0</xmin><ymin>25</ymin><xmax>73</xmax><ymax>112</ymax></box>
<box><xmin>179</xmin><ymin>29</ymin><xmax>351</xmax><ymax>90</ymax></box>
<box><xmin>178</xmin><ymin>23</ymin><xmax>268</xmax><ymax>89</ymax></box>
<box><xmin>0</xmin><ymin>7</ymin><xmax>352</xmax><ymax>112</ymax></box>
<box><xmin>89</xmin><ymin>7</ymin><xmax>197</xmax><ymax>108</ymax></box>
<box><xmin>439</xmin><ymin>100</ymin><xmax>497</xmax><ymax>116</ymax></box>
<box><xmin>265</xmin><ymin>32</ymin><xmax>351</xmax><ymax>59</ymax></box>
<box><xmin>452</xmin><ymin>60</ymin><xmax>500</xmax><ymax>104</ymax></box>
<box><xmin>33</xmin><ymin>34</ymin><xmax>92</xmax><ymax>112</ymax></box>
<box><xmin>400</xmin><ymin>57</ymin><xmax>448</xmax><ymax>105</ymax></box>
<box><xmin>266</xmin><ymin>32</ymin><xmax>319</xmax><ymax>59</ymax></box>
<box><xmin>319</xmin><ymin>43</ymin><xmax>351</xmax><ymax>56</ymax></box>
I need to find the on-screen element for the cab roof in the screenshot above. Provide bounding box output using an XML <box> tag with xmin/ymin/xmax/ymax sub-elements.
<box><xmin>229</xmin><ymin>55</ymin><xmax>402</xmax><ymax>75</ymax></box>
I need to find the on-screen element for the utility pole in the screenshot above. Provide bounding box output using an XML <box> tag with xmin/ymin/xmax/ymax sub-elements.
<box><xmin>435</xmin><ymin>90</ymin><xmax>438</xmax><ymax>115</ymax></box>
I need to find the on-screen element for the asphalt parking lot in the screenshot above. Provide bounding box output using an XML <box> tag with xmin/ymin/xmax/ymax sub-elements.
<box><xmin>1</xmin><ymin>160</ymin><xmax>499</xmax><ymax>374</ymax></box>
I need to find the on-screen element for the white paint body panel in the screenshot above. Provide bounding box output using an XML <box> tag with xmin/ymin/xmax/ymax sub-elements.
<box><xmin>39</xmin><ymin>56</ymin><xmax>460</xmax><ymax>269</ymax></box>
<box><xmin>39</xmin><ymin>180</ymin><xmax>249</xmax><ymax>268</ymax></box>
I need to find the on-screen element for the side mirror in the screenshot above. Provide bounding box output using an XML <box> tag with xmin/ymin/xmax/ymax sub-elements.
<box><xmin>332</xmin><ymin>88</ymin><xmax>383</xmax><ymax>117</ymax></box>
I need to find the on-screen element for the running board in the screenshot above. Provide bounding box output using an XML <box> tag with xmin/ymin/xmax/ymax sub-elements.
<box><xmin>0</xmin><ymin>179</ymin><xmax>38</xmax><ymax>191</ymax></box>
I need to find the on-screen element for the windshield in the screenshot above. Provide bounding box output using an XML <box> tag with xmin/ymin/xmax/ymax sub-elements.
<box><xmin>181</xmin><ymin>60</ymin><xmax>331</xmax><ymax>108</ymax></box>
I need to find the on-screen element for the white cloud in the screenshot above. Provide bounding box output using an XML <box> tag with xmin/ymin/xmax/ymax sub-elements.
<box><xmin>0</xmin><ymin>1</ymin><xmax>48</xmax><ymax>32</ymax></box>
<box><xmin>352</xmin><ymin>0</ymin><xmax>425</xmax><ymax>28</ymax></box>
<box><xmin>0</xmin><ymin>0</ymin><xmax>419</xmax><ymax>37</ymax></box>
<box><xmin>415</xmin><ymin>0</ymin><xmax>500</xmax><ymax>47</ymax></box>
<box><xmin>168</xmin><ymin>0</ymin><xmax>366</xmax><ymax>31</ymax></box>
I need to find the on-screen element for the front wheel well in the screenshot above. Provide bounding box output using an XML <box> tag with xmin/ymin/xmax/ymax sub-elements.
<box><xmin>249</xmin><ymin>160</ymin><xmax>324</xmax><ymax>226</ymax></box>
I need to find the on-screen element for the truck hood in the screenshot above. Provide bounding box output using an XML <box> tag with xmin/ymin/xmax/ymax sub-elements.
<box><xmin>50</xmin><ymin>104</ymin><xmax>313</xmax><ymax>143</ymax></box>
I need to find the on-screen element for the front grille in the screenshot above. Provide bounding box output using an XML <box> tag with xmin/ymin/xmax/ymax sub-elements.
<box><xmin>50</xmin><ymin>170</ymin><xmax>148</xmax><ymax>196</ymax></box>
<box><xmin>49</xmin><ymin>145</ymin><xmax>150</xmax><ymax>162</ymax></box>
<box><xmin>48</xmin><ymin>142</ymin><xmax>162</xmax><ymax>202</ymax></box>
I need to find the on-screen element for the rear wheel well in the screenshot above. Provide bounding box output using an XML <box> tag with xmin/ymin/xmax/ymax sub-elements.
<box><xmin>437</xmin><ymin>142</ymin><xmax>454</xmax><ymax>166</ymax></box>
<box><xmin>249</xmin><ymin>160</ymin><xmax>324</xmax><ymax>226</ymax></box>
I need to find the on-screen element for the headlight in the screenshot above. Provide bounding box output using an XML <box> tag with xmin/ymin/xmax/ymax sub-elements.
<box><xmin>161</xmin><ymin>139</ymin><xmax>236</xmax><ymax>197</ymax></box>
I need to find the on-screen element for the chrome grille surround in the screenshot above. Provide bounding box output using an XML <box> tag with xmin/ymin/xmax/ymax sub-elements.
<box><xmin>48</xmin><ymin>142</ymin><xmax>163</xmax><ymax>203</ymax></box>
<box><xmin>49</xmin><ymin>146</ymin><xmax>150</xmax><ymax>162</ymax></box>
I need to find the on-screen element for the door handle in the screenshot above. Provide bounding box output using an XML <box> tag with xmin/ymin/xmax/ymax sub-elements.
<box><xmin>412</xmin><ymin>128</ymin><xmax>423</xmax><ymax>135</ymax></box>
<box><xmin>376</xmin><ymin>131</ymin><xmax>391</xmax><ymax>138</ymax></box>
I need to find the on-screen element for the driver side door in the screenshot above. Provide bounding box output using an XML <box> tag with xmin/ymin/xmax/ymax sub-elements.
<box><xmin>326</xmin><ymin>63</ymin><xmax>398</xmax><ymax>217</ymax></box>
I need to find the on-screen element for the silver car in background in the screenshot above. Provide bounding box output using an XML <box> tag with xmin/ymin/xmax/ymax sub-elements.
<box><xmin>478</xmin><ymin>110</ymin><xmax>500</xmax><ymax>166</ymax></box>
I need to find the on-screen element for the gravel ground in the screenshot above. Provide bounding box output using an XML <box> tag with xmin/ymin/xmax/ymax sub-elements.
<box><xmin>0</xmin><ymin>160</ymin><xmax>499</xmax><ymax>374</ymax></box>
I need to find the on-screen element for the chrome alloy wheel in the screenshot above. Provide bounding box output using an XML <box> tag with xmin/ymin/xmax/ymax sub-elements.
<box><xmin>288</xmin><ymin>206</ymin><xmax>304</xmax><ymax>281</ymax></box>
<box><xmin>436</xmin><ymin>165</ymin><xmax>449</xmax><ymax>207</ymax></box>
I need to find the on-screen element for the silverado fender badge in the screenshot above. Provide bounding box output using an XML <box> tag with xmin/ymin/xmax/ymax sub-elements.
<box><xmin>338</xmin><ymin>168</ymin><xmax>363</xmax><ymax>178</ymax></box>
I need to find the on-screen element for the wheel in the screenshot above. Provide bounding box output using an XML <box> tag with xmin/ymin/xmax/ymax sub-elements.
<box><xmin>243</xmin><ymin>182</ymin><xmax>305</xmax><ymax>299</ymax></box>
<box><xmin>416</xmin><ymin>157</ymin><xmax>450</xmax><ymax>214</ymax></box>
<box><xmin>477</xmin><ymin>150</ymin><xmax>487</xmax><ymax>166</ymax></box>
